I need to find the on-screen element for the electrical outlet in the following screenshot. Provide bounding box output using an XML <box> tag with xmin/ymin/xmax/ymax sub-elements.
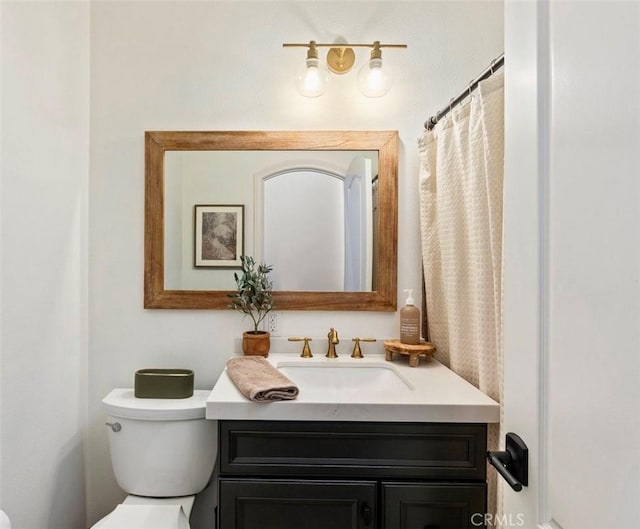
<box><xmin>266</xmin><ymin>312</ymin><xmax>281</xmax><ymax>336</ymax></box>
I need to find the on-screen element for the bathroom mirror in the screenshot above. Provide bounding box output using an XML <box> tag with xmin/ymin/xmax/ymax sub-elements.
<box><xmin>145</xmin><ymin>130</ymin><xmax>398</xmax><ymax>310</ymax></box>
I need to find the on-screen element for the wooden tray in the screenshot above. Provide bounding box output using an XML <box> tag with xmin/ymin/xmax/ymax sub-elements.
<box><xmin>383</xmin><ymin>339</ymin><xmax>436</xmax><ymax>367</ymax></box>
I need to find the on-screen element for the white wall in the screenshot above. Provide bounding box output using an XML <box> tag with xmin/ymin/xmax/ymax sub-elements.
<box><xmin>88</xmin><ymin>1</ymin><xmax>503</xmax><ymax>523</ymax></box>
<box><xmin>0</xmin><ymin>3</ymin><xmax>89</xmax><ymax>529</ymax></box>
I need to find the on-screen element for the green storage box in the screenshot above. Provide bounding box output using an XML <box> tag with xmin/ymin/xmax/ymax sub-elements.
<box><xmin>134</xmin><ymin>369</ymin><xmax>194</xmax><ymax>399</ymax></box>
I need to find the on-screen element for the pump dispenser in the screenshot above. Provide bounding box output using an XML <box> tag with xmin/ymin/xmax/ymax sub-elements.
<box><xmin>400</xmin><ymin>289</ymin><xmax>421</xmax><ymax>345</ymax></box>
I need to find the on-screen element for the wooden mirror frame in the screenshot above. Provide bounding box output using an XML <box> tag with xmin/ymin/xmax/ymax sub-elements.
<box><xmin>144</xmin><ymin>130</ymin><xmax>398</xmax><ymax>311</ymax></box>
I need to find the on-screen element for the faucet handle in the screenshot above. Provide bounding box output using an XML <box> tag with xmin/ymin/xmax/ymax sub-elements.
<box><xmin>351</xmin><ymin>338</ymin><xmax>377</xmax><ymax>359</ymax></box>
<box><xmin>288</xmin><ymin>337</ymin><xmax>313</xmax><ymax>358</ymax></box>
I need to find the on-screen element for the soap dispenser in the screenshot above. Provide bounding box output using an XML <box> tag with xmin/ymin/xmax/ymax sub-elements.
<box><xmin>400</xmin><ymin>289</ymin><xmax>420</xmax><ymax>345</ymax></box>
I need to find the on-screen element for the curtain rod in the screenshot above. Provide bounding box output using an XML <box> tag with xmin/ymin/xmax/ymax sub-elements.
<box><xmin>424</xmin><ymin>52</ymin><xmax>505</xmax><ymax>130</ymax></box>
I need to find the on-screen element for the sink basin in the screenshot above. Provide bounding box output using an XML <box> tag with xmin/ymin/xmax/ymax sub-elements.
<box><xmin>277</xmin><ymin>360</ymin><xmax>414</xmax><ymax>399</ymax></box>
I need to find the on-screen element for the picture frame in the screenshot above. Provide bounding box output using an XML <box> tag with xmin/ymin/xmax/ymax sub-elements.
<box><xmin>194</xmin><ymin>204</ymin><xmax>244</xmax><ymax>268</ymax></box>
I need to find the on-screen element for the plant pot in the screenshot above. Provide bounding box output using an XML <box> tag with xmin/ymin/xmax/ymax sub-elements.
<box><xmin>242</xmin><ymin>330</ymin><xmax>271</xmax><ymax>357</ymax></box>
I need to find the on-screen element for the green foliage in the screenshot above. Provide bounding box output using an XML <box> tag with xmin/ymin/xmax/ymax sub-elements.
<box><xmin>228</xmin><ymin>256</ymin><xmax>274</xmax><ymax>332</ymax></box>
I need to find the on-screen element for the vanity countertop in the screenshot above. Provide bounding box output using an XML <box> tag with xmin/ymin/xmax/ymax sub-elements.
<box><xmin>206</xmin><ymin>353</ymin><xmax>499</xmax><ymax>423</ymax></box>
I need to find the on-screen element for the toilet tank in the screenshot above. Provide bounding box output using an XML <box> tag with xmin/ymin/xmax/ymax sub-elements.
<box><xmin>102</xmin><ymin>389</ymin><xmax>217</xmax><ymax>497</ymax></box>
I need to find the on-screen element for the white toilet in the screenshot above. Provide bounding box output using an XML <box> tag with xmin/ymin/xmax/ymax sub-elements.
<box><xmin>92</xmin><ymin>389</ymin><xmax>216</xmax><ymax>529</ymax></box>
<box><xmin>0</xmin><ymin>509</ymin><xmax>11</xmax><ymax>529</ymax></box>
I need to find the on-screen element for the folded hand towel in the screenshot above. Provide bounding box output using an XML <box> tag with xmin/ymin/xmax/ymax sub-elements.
<box><xmin>226</xmin><ymin>356</ymin><xmax>299</xmax><ymax>402</ymax></box>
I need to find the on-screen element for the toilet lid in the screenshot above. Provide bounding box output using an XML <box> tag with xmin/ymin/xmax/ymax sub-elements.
<box><xmin>92</xmin><ymin>504</ymin><xmax>189</xmax><ymax>529</ymax></box>
<box><xmin>102</xmin><ymin>389</ymin><xmax>210</xmax><ymax>420</ymax></box>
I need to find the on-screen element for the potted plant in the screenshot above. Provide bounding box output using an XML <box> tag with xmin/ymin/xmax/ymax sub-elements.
<box><xmin>229</xmin><ymin>255</ymin><xmax>274</xmax><ymax>356</ymax></box>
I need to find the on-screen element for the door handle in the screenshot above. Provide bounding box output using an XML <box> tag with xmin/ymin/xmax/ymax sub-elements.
<box><xmin>361</xmin><ymin>502</ymin><xmax>372</xmax><ymax>526</ymax></box>
<box><xmin>487</xmin><ymin>432</ymin><xmax>528</xmax><ymax>492</ymax></box>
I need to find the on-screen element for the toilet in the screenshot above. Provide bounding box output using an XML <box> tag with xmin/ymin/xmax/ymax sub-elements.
<box><xmin>92</xmin><ymin>389</ymin><xmax>216</xmax><ymax>529</ymax></box>
<box><xmin>0</xmin><ymin>509</ymin><xmax>11</xmax><ymax>529</ymax></box>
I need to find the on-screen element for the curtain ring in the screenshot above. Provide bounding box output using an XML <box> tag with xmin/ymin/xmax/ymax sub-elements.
<box><xmin>468</xmin><ymin>80</ymin><xmax>473</xmax><ymax>98</ymax></box>
<box><xmin>490</xmin><ymin>58</ymin><xmax>497</xmax><ymax>75</ymax></box>
<box><xmin>449</xmin><ymin>97</ymin><xmax>455</xmax><ymax>113</ymax></box>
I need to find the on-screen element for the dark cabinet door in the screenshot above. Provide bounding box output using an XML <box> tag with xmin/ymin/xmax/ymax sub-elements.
<box><xmin>219</xmin><ymin>479</ymin><xmax>377</xmax><ymax>529</ymax></box>
<box><xmin>383</xmin><ymin>482</ymin><xmax>486</xmax><ymax>529</ymax></box>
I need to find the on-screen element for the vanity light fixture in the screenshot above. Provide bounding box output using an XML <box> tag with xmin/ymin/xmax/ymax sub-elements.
<box><xmin>283</xmin><ymin>40</ymin><xmax>407</xmax><ymax>98</ymax></box>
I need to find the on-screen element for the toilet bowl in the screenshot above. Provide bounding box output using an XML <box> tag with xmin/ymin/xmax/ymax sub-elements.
<box><xmin>90</xmin><ymin>495</ymin><xmax>192</xmax><ymax>529</ymax></box>
<box><xmin>92</xmin><ymin>389</ymin><xmax>216</xmax><ymax>529</ymax></box>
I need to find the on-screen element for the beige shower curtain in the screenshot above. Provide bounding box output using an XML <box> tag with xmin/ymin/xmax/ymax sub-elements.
<box><xmin>418</xmin><ymin>71</ymin><xmax>504</xmax><ymax>519</ymax></box>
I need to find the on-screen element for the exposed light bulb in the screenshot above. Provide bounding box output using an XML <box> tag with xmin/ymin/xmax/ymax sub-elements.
<box><xmin>293</xmin><ymin>41</ymin><xmax>329</xmax><ymax>97</ymax></box>
<box><xmin>358</xmin><ymin>57</ymin><xmax>392</xmax><ymax>98</ymax></box>
<box><xmin>296</xmin><ymin>57</ymin><xmax>329</xmax><ymax>97</ymax></box>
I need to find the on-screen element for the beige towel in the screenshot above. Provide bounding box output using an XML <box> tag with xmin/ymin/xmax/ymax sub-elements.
<box><xmin>226</xmin><ymin>357</ymin><xmax>299</xmax><ymax>402</ymax></box>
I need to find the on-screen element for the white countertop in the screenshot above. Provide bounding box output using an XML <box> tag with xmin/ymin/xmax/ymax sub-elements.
<box><xmin>206</xmin><ymin>352</ymin><xmax>499</xmax><ymax>424</ymax></box>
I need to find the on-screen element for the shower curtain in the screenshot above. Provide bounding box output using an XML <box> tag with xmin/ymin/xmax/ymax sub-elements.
<box><xmin>418</xmin><ymin>71</ymin><xmax>504</xmax><ymax>520</ymax></box>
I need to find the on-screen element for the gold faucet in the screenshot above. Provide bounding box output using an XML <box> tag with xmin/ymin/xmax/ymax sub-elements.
<box><xmin>326</xmin><ymin>328</ymin><xmax>339</xmax><ymax>358</ymax></box>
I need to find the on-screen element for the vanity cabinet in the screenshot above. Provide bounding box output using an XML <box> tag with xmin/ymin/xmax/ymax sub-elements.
<box><xmin>216</xmin><ymin>420</ymin><xmax>487</xmax><ymax>529</ymax></box>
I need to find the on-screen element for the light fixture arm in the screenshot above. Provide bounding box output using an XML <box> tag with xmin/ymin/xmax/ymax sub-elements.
<box><xmin>283</xmin><ymin>41</ymin><xmax>407</xmax><ymax>50</ymax></box>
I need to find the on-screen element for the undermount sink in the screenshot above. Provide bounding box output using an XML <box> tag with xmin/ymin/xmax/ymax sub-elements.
<box><xmin>276</xmin><ymin>359</ymin><xmax>415</xmax><ymax>398</ymax></box>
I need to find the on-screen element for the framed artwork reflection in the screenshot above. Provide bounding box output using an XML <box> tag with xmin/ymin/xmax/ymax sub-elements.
<box><xmin>194</xmin><ymin>204</ymin><xmax>244</xmax><ymax>267</ymax></box>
